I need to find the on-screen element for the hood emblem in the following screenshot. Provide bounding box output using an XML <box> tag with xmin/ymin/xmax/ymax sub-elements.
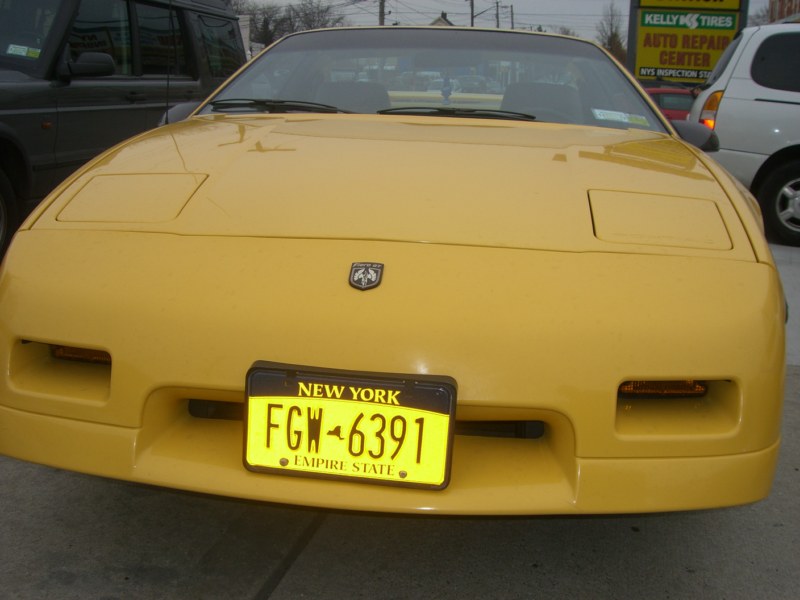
<box><xmin>350</xmin><ymin>262</ymin><xmax>384</xmax><ymax>290</ymax></box>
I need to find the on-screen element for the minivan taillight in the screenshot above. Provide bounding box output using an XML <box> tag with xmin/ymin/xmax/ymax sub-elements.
<box><xmin>699</xmin><ymin>91</ymin><xmax>723</xmax><ymax>130</ymax></box>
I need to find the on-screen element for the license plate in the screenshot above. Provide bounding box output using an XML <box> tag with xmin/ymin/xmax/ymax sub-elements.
<box><xmin>244</xmin><ymin>362</ymin><xmax>457</xmax><ymax>489</ymax></box>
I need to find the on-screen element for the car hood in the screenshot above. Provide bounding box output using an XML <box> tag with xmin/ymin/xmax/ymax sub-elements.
<box><xmin>33</xmin><ymin>114</ymin><xmax>756</xmax><ymax>259</ymax></box>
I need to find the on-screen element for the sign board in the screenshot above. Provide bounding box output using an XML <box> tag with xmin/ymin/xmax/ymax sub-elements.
<box><xmin>640</xmin><ymin>0</ymin><xmax>741</xmax><ymax>8</ymax></box>
<box><xmin>629</xmin><ymin>0</ymin><xmax>746</xmax><ymax>84</ymax></box>
<box><xmin>635</xmin><ymin>9</ymin><xmax>739</xmax><ymax>82</ymax></box>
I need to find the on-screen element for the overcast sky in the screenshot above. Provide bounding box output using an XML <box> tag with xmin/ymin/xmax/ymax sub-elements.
<box><xmin>265</xmin><ymin>0</ymin><xmax>770</xmax><ymax>38</ymax></box>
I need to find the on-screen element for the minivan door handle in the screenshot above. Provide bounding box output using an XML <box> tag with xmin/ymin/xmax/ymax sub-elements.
<box><xmin>126</xmin><ymin>92</ymin><xmax>148</xmax><ymax>102</ymax></box>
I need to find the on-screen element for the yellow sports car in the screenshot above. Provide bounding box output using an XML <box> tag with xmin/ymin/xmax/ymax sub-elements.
<box><xmin>0</xmin><ymin>28</ymin><xmax>785</xmax><ymax>514</ymax></box>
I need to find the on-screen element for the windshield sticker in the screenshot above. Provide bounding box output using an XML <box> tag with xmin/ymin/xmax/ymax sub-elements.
<box><xmin>7</xmin><ymin>44</ymin><xmax>41</xmax><ymax>59</ymax></box>
<box><xmin>592</xmin><ymin>109</ymin><xmax>649</xmax><ymax>127</ymax></box>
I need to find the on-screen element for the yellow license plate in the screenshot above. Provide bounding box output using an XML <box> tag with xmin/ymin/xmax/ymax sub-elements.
<box><xmin>244</xmin><ymin>362</ymin><xmax>457</xmax><ymax>489</ymax></box>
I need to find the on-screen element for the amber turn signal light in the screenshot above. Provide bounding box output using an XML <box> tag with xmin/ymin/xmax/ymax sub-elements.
<box><xmin>619</xmin><ymin>380</ymin><xmax>708</xmax><ymax>398</ymax></box>
<box><xmin>699</xmin><ymin>91</ymin><xmax>723</xmax><ymax>130</ymax></box>
<box><xmin>50</xmin><ymin>345</ymin><xmax>112</xmax><ymax>365</ymax></box>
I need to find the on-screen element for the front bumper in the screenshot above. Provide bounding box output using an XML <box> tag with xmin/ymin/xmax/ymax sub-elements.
<box><xmin>0</xmin><ymin>231</ymin><xmax>786</xmax><ymax>514</ymax></box>
<box><xmin>0</xmin><ymin>402</ymin><xmax>780</xmax><ymax>514</ymax></box>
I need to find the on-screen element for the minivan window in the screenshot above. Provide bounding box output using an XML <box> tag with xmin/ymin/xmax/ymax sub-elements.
<box><xmin>751</xmin><ymin>32</ymin><xmax>800</xmax><ymax>93</ymax></box>
<box><xmin>703</xmin><ymin>32</ymin><xmax>741</xmax><ymax>87</ymax></box>
<box><xmin>137</xmin><ymin>1</ymin><xmax>189</xmax><ymax>76</ymax></box>
<box><xmin>69</xmin><ymin>0</ymin><xmax>133</xmax><ymax>75</ymax></box>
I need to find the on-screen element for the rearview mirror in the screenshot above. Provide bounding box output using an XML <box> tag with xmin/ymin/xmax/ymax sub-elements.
<box><xmin>159</xmin><ymin>101</ymin><xmax>202</xmax><ymax>125</ymax></box>
<box><xmin>66</xmin><ymin>52</ymin><xmax>116</xmax><ymax>77</ymax></box>
<box><xmin>671</xmin><ymin>120</ymin><xmax>719</xmax><ymax>152</ymax></box>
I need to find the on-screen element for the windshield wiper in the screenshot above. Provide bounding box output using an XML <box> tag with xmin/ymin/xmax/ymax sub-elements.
<box><xmin>208</xmin><ymin>98</ymin><xmax>350</xmax><ymax>114</ymax></box>
<box><xmin>377</xmin><ymin>106</ymin><xmax>537</xmax><ymax>122</ymax></box>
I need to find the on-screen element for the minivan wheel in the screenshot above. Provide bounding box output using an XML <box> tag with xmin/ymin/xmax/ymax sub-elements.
<box><xmin>0</xmin><ymin>169</ymin><xmax>19</xmax><ymax>256</ymax></box>
<box><xmin>759</xmin><ymin>160</ymin><xmax>800</xmax><ymax>247</ymax></box>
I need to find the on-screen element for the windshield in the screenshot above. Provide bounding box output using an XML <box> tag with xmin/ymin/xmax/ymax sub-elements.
<box><xmin>0</xmin><ymin>0</ymin><xmax>64</xmax><ymax>73</ymax></box>
<box><xmin>204</xmin><ymin>28</ymin><xmax>666</xmax><ymax>132</ymax></box>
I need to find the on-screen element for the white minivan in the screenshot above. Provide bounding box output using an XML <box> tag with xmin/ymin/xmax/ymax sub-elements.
<box><xmin>689</xmin><ymin>24</ymin><xmax>800</xmax><ymax>245</ymax></box>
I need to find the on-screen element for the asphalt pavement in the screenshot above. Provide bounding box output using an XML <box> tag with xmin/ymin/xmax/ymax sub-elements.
<box><xmin>1</xmin><ymin>244</ymin><xmax>799</xmax><ymax>600</ymax></box>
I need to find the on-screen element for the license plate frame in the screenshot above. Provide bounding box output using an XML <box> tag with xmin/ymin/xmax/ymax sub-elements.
<box><xmin>244</xmin><ymin>361</ymin><xmax>457</xmax><ymax>490</ymax></box>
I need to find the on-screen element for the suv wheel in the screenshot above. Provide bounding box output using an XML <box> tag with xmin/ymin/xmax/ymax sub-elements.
<box><xmin>0</xmin><ymin>169</ymin><xmax>19</xmax><ymax>256</ymax></box>
<box><xmin>759</xmin><ymin>160</ymin><xmax>800</xmax><ymax>247</ymax></box>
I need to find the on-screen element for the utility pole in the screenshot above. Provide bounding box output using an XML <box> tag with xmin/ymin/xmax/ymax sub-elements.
<box><xmin>495</xmin><ymin>1</ymin><xmax>500</xmax><ymax>28</ymax></box>
<box><xmin>468</xmin><ymin>0</ymin><xmax>474</xmax><ymax>26</ymax></box>
<box><xmin>379</xmin><ymin>0</ymin><xmax>385</xmax><ymax>25</ymax></box>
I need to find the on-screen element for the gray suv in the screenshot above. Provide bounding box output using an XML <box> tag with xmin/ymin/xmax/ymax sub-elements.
<box><xmin>0</xmin><ymin>0</ymin><xmax>246</xmax><ymax>253</ymax></box>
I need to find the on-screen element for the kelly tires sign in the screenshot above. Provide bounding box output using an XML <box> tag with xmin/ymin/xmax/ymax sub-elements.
<box><xmin>629</xmin><ymin>0</ymin><xmax>745</xmax><ymax>84</ymax></box>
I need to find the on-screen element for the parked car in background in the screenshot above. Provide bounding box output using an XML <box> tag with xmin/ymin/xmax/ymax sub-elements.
<box><xmin>645</xmin><ymin>86</ymin><xmax>693</xmax><ymax>120</ymax></box>
<box><xmin>0</xmin><ymin>0</ymin><xmax>246</xmax><ymax>254</ymax></box>
<box><xmin>0</xmin><ymin>27</ymin><xmax>783</xmax><ymax>516</ymax></box>
<box><xmin>427</xmin><ymin>78</ymin><xmax>463</xmax><ymax>94</ymax></box>
<box><xmin>689</xmin><ymin>24</ymin><xmax>800</xmax><ymax>245</ymax></box>
<box><xmin>458</xmin><ymin>75</ymin><xmax>489</xmax><ymax>93</ymax></box>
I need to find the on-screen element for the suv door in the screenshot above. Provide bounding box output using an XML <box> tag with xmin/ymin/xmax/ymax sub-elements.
<box><xmin>132</xmin><ymin>0</ymin><xmax>202</xmax><ymax>126</ymax></box>
<box><xmin>55</xmin><ymin>0</ymin><xmax>208</xmax><ymax>183</ymax></box>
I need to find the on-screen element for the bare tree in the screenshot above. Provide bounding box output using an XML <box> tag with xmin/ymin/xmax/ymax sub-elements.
<box><xmin>556</xmin><ymin>26</ymin><xmax>578</xmax><ymax>37</ymax></box>
<box><xmin>749</xmin><ymin>6</ymin><xmax>771</xmax><ymax>25</ymax></box>
<box><xmin>596</xmin><ymin>2</ymin><xmax>627</xmax><ymax>63</ymax></box>
<box><xmin>285</xmin><ymin>0</ymin><xmax>346</xmax><ymax>31</ymax></box>
<box><xmin>229</xmin><ymin>0</ymin><xmax>260</xmax><ymax>13</ymax></box>
<box><xmin>231</xmin><ymin>0</ymin><xmax>347</xmax><ymax>46</ymax></box>
<box><xmin>253</xmin><ymin>4</ymin><xmax>288</xmax><ymax>45</ymax></box>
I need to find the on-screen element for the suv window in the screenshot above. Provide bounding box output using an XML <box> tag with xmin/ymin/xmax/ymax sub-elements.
<box><xmin>751</xmin><ymin>32</ymin><xmax>800</xmax><ymax>92</ymax></box>
<box><xmin>70</xmin><ymin>0</ymin><xmax>191</xmax><ymax>77</ymax></box>
<box><xmin>136</xmin><ymin>1</ymin><xmax>188</xmax><ymax>76</ymax></box>
<box><xmin>198</xmin><ymin>14</ymin><xmax>243</xmax><ymax>78</ymax></box>
<box><xmin>0</xmin><ymin>0</ymin><xmax>61</xmax><ymax>67</ymax></box>
<box><xmin>69</xmin><ymin>0</ymin><xmax>133</xmax><ymax>75</ymax></box>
